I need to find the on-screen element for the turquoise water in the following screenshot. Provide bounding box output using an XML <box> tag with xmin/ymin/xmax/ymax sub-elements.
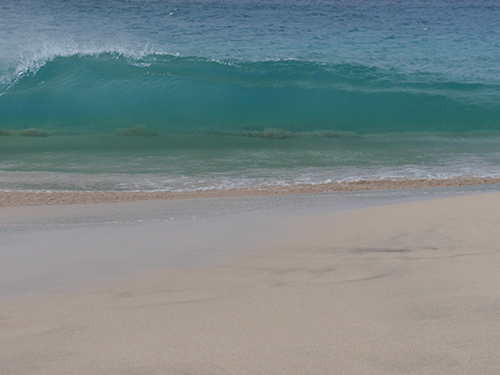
<box><xmin>1</xmin><ymin>0</ymin><xmax>500</xmax><ymax>191</ymax></box>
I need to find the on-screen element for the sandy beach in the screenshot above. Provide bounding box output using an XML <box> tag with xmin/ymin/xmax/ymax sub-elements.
<box><xmin>1</xmin><ymin>189</ymin><xmax>500</xmax><ymax>374</ymax></box>
<box><xmin>3</xmin><ymin>1</ymin><xmax>500</xmax><ymax>373</ymax></box>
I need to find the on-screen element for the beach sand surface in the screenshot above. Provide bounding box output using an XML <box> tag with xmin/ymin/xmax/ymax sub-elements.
<box><xmin>1</xmin><ymin>192</ymin><xmax>500</xmax><ymax>374</ymax></box>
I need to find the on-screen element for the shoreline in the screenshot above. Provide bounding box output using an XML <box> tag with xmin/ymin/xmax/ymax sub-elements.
<box><xmin>1</xmin><ymin>176</ymin><xmax>500</xmax><ymax>207</ymax></box>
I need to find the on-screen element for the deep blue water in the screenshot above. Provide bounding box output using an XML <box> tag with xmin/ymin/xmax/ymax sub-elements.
<box><xmin>1</xmin><ymin>0</ymin><xmax>500</xmax><ymax>191</ymax></box>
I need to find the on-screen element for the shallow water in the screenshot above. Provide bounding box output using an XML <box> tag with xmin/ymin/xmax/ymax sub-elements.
<box><xmin>1</xmin><ymin>134</ymin><xmax>500</xmax><ymax>191</ymax></box>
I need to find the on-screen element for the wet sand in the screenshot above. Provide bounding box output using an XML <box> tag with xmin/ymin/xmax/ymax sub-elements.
<box><xmin>1</xmin><ymin>176</ymin><xmax>500</xmax><ymax>206</ymax></box>
<box><xmin>1</xmin><ymin>191</ymin><xmax>500</xmax><ymax>374</ymax></box>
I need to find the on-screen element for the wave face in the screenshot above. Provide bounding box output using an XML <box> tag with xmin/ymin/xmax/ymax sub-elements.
<box><xmin>1</xmin><ymin>53</ymin><xmax>500</xmax><ymax>135</ymax></box>
<box><xmin>1</xmin><ymin>0</ymin><xmax>500</xmax><ymax>136</ymax></box>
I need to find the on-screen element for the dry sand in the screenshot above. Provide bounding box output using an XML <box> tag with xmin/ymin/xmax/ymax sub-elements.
<box><xmin>1</xmin><ymin>192</ymin><xmax>500</xmax><ymax>374</ymax></box>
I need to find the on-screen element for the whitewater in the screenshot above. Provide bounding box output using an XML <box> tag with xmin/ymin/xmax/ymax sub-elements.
<box><xmin>1</xmin><ymin>0</ymin><xmax>500</xmax><ymax>193</ymax></box>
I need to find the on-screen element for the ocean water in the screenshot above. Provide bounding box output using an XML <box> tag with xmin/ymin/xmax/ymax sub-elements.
<box><xmin>1</xmin><ymin>0</ymin><xmax>500</xmax><ymax>192</ymax></box>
